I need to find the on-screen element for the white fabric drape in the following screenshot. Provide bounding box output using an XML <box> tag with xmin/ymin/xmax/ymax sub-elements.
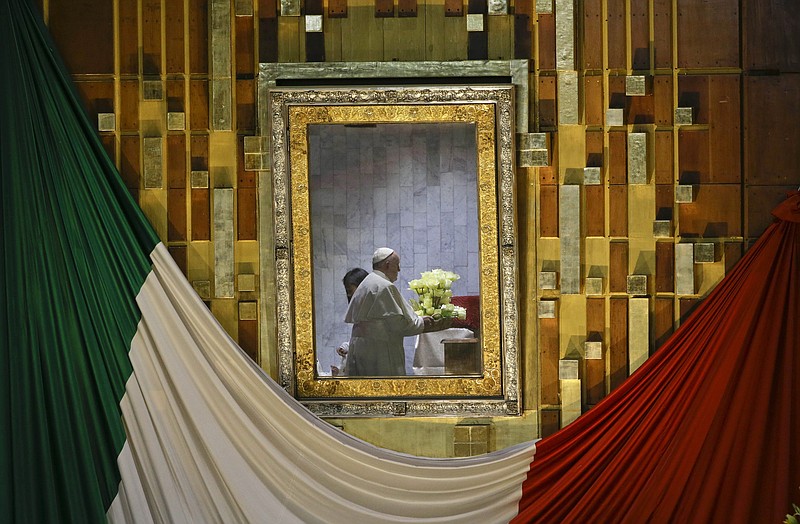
<box><xmin>107</xmin><ymin>244</ymin><xmax>537</xmax><ymax>523</ymax></box>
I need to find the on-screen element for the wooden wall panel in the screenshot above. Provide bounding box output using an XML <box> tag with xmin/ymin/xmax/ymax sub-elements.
<box><xmin>238</xmin><ymin>139</ymin><xmax>257</xmax><ymax>188</ymax></box>
<box><xmin>606</xmin><ymin>0</ymin><xmax>626</xmax><ymax>70</ymax></box>
<box><xmin>540</xmin><ymin>317</ymin><xmax>560</xmax><ymax>405</ymax></box>
<box><xmin>745</xmin><ymin>76</ymin><xmax>800</xmax><ymax>185</ymax></box>
<box><xmin>653</xmin><ymin>0</ymin><xmax>672</xmax><ymax>68</ymax></box>
<box><xmin>582</xmin><ymin>0</ymin><xmax>603</xmax><ymax>70</ymax></box>
<box><xmin>49</xmin><ymin>0</ymin><xmax>113</xmax><ymax>74</ymax></box>
<box><xmin>709</xmin><ymin>75</ymin><xmax>741</xmax><ymax>183</ymax></box>
<box><xmin>168</xmin><ymin>245</ymin><xmax>188</xmax><ymax>274</ymax></box>
<box><xmin>236</xmin><ymin>16</ymin><xmax>255</xmax><ymax>74</ymax></box>
<box><xmin>190</xmin><ymin>0</ymin><xmax>209</xmax><ymax>73</ymax></box>
<box><xmin>655</xmin><ymin>241</ymin><xmax>674</xmax><ymax>292</ymax></box>
<box><xmin>680</xmin><ymin>298</ymin><xmax>699</xmax><ymax>322</ymax></box>
<box><xmin>630</xmin><ymin>0</ymin><xmax>649</xmax><ymax>70</ymax></box>
<box><xmin>656</xmin><ymin>184</ymin><xmax>673</xmax><ymax>221</ymax></box>
<box><xmin>654</xmin><ymin>75</ymin><xmax>673</xmax><ymax>126</ymax></box>
<box><xmin>540</xmin><ymin>410</ymin><xmax>560</xmax><ymax>438</ymax></box>
<box><xmin>608</xmin><ymin>185</ymin><xmax>628</xmax><ymax>236</ymax></box>
<box><xmin>609</xmin><ymin>298</ymin><xmax>628</xmax><ymax>391</ymax></box>
<box><xmin>654</xmin><ymin>297</ymin><xmax>674</xmax><ymax>349</ymax></box>
<box><xmin>678</xmin><ymin>129</ymin><xmax>709</xmax><ymax>184</ymax></box>
<box><xmin>168</xmin><ymin>189</ymin><xmax>187</xmax><ymax>241</ymax></box>
<box><xmin>259</xmin><ymin>0</ymin><xmax>279</xmax><ymax>63</ymax></box>
<box><xmin>100</xmin><ymin>135</ymin><xmax>116</xmax><ymax>162</ymax></box>
<box><xmin>540</xmin><ymin>185</ymin><xmax>559</xmax><ymax>237</ymax></box>
<box><xmin>515</xmin><ymin>14</ymin><xmax>533</xmax><ymax>60</ymax></box>
<box><xmin>586</xmin><ymin>131</ymin><xmax>603</xmax><ymax>168</ymax></box>
<box><xmin>120</xmin><ymin>136</ymin><xmax>141</xmax><ymax>191</ymax></box>
<box><xmin>585</xmin><ymin>186</ymin><xmax>605</xmax><ymax>237</ymax></box>
<box><xmin>608</xmin><ymin>75</ymin><xmax>627</xmax><ymax>115</ymax></box>
<box><xmin>585</xmin><ymin>298</ymin><xmax>605</xmax><ymax>406</ymax></box>
<box><xmin>166</xmin><ymin>0</ymin><xmax>185</xmax><ymax>73</ymax></box>
<box><xmin>608</xmin><ymin>131</ymin><xmax>627</xmax><ymax>184</ymax></box>
<box><xmin>142</xmin><ymin>0</ymin><xmax>162</xmax><ymax>75</ymax></box>
<box><xmin>655</xmin><ymin>131</ymin><xmax>674</xmax><ymax>184</ymax></box>
<box><xmin>678</xmin><ymin>75</ymin><xmax>709</xmax><ymax>124</ymax></box>
<box><xmin>190</xmin><ymin>80</ymin><xmax>210</xmax><ymax>130</ymax></box>
<box><xmin>238</xmin><ymin>188</ymin><xmax>258</xmax><ymax>240</ymax></box>
<box><xmin>167</xmin><ymin>135</ymin><xmax>186</xmax><ymax>189</ymax></box>
<box><xmin>539</xmin><ymin>136</ymin><xmax>558</xmax><ymax>184</ymax></box>
<box><xmin>745</xmin><ymin>1</ymin><xmax>800</xmax><ymax>71</ymax></box>
<box><xmin>238</xmin><ymin>319</ymin><xmax>259</xmax><ymax>362</ymax></box>
<box><xmin>236</xmin><ymin>80</ymin><xmax>256</xmax><ymax>131</ymax></box>
<box><xmin>537</xmin><ymin>14</ymin><xmax>556</xmax><ymax>70</ymax></box>
<box><xmin>679</xmin><ymin>185</ymin><xmax>741</xmax><ymax>237</ymax></box>
<box><xmin>120</xmin><ymin>80</ymin><xmax>140</xmax><ymax>132</ymax></box>
<box><xmin>191</xmin><ymin>135</ymin><xmax>209</xmax><ymax>170</ymax></box>
<box><xmin>538</xmin><ymin>76</ymin><xmax>557</xmax><ymax>128</ymax></box>
<box><xmin>191</xmin><ymin>190</ymin><xmax>211</xmax><ymax>240</ymax></box>
<box><xmin>119</xmin><ymin>0</ymin><xmax>139</xmax><ymax>74</ymax></box>
<box><xmin>166</xmin><ymin>79</ymin><xmax>185</xmax><ymax>112</ymax></box>
<box><xmin>609</xmin><ymin>241</ymin><xmax>629</xmax><ymax>292</ymax></box>
<box><xmin>747</xmin><ymin>185</ymin><xmax>797</xmax><ymax>238</ymax></box>
<box><xmin>677</xmin><ymin>0</ymin><xmax>739</xmax><ymax>68</ymax></box>
<box><xmin>725</xmin><ymin>242</ymin><xmax>743</xmax><ymax>273</ymax></box>
<box><xmin>74</xmin><ymin>81</ymin><xmax>114</xmax><ymax>124</ymax></box>
<box><xmin>584</xmin><ymin>76</ymin><xmax>604</xmax><ymax>126</ymax></box>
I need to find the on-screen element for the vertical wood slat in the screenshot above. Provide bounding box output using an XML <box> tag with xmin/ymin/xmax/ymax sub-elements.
<box><xmin>678</xmin><ymin>128</ymin><xmax>709</xmax><ymax>183</ymax></box>
<box><xmin>167</xmin><ymin>135</ymin><xmax>187</xmax><ymax>189</ymax></box>
<box><xmin>608</xmin><ymin>131</ymin><xmax>627</xmax><ymax>184</ymax></box>
<box><xmin>609</xmin><ymin>297</ymin><xmax>628</xmax><ymax>391</ymax></box>
<box><xmin>238</xmin><ymin>188</ymin><xmax>258</xmax><ymax>240</ymax></box>
<box><xmin>236</xmin><ymin>79</ymin><xmax>256</xmax><ymax>131</ymax></box>
<box><xmin>709</xmin><ymin>75</ymin><xmax>741</xmax><ymax>183</ymax></box>
<box><xmin>586</xmin><ymin>130</ymin><xmax>603</xmax><ymax>167</ymax></box>
<box><xmin>655</xmin><ymin>183</ymin><xmax>673</xmax><ymax>221</ymax></box>
<box><xmin>540</xmin><ymin>185</ymin><xmax>559</xmax><ymax>237</ymax></box>
<box><xmin>165</xmin><ymin>0</ymin><xmax>185</xmax><ymax>73</ymax></box>
<box><xmin>168</xmin><ymin>245</ymin><xmax>188</xmax><ymax>274</ymax></box>
<box><xmin>166</xmin><ymin>78</ymin><xmax>185</xmax><ymax>112</ymax></box>
<box><xmin>192</xmin><ymin>189</ymin><xmax>211</xmax><ymax>240</ymax></box>
<box><xmin>191</xmin><ymin>135</ymin><xmax>209</xmax><ymax>170</ymax></box>
<box><xmin>606</xmin><ymin>0</ymin><xmax>626</xmax><ymax>70</ymax></box>
<box><xmin>190</xmin><ymin>80</ymin><xmax>210</xmax><ymax>130</ymax></box>
<box><xmin>608</xmin><ymin>185</ymin><xmax>628</xmax><ymax>236</ymax></box>
<box><xmin>629</xmin><ymin>0</ymin><xmax>649</xmax><ymax>70</ymax></box>
<box><xmin>609</xmin><ymin>241</ymin><xmax>629</xmax><ymax>292</ymax></box>
<box><xmin>585</xmin><ymin>297</ymin><xmax>606</xmax><ymax>406</ymax></box>
<box><xmin>540</xmin><ymin>410</ymin><xmax>561</xmax><ymax>438</ymax></box>
<box><xmin>236</xmin><ymin>15</ymin><xmax>255</xmax><ymax>74</ymax></box>
<box><xmin>514</xmin><ymin>14</ymin><xmax>532</xmax><ymax>60</ymax></box>
<box><xmin>654</xmin><ymin>75</ymin><xmax>673</xmax><ymax>126</ymax></box>
<box><xmin>538</xmin><ymin>76</ymin><xmax>557</xmax><ymax>128</ymax></box>
<box><xmin>119</xmin><ymin>0</ymin><xmax>139</xmax><ymax>74</ymax></box>
<box><xmin>168</xmin><ymin>188</ymin><xmax>188</xmax><ymax>241</ymax></box>
<box><xmin>655</xmin><ymin>241</ymin><xmax>674</xmax><ymax>292</ymax></box>
<box><xmin>654</xmin><ymin>297</ymin><xmax>674</xmax><ymax>350</ymax></box>
<box><xmin>653</xmin><ymin>0</ymin><xmax>672</xmax><ymax>68</ymax></box>
<box><xmin>142</xmin><ymin>0</ymin><xmax>162</xmax><ymax>75</ymax></box>
<box><xmin>259</xmin><ymin>0</ymin><xmax>279</xmax><ymax>62</ymax></box>
<box><xmin>120</xmin><ymin>136</ymin><xmax>141</xmax><ymax>190</ymax></box>
<box><xmin>584</xmin><ymin>76</ymin><xmax>604</xmax><ymax>126</ymax></box>
<box><xmin>583</xmin><ymin>0</ymin><xmax>603</xmax><ymax>69</ymax></box>
<box><xmin>585</xmin><ymin>185</ymin><xmax>605</xmax><ymax>237</ymax></box>
<box><xmin>238</xmin><ymin>319</ymin><xmax>259</xmax><ymax>362</ymax></box>
<box><xmin>725</xmin><ymin>242</ymin><xmax>743</xmax><ymax>273</ymax></box>
<box><xmin>304</xmin><ymin>0</ymin><xmax>325</xmax><ymax>61</ymax></box>
<box><xmin>540</xmin><ymin>317</ymin><xmax>560</xmax><ymax>405</ymax></box>
<box><xmin>190</xmin><ymin>0</ymin><xmax>210</xmax><ymax>73</ymax></box>
<box><xmin>537</xmin><ymin>13</ymin><xmax>556</xmax><ymax>70</ymax></box>
<box><xmin>120</xmin><ymin>80</ymin><xmax>140</xmax><ymax>132</ymax></box>
<box><xmin>238</xmin><ymin>138</ymin><xmax>257</xmax><ymax>188</ymax></box>
<box><xmin>678</xmin><ymin>74</ymin><xmax>709</xmax><ymax>124</ymax></box>
<box><xmin>655</xmin><ymin>131</ymin><xmax>674</xmax><ymax>184</ymax></box>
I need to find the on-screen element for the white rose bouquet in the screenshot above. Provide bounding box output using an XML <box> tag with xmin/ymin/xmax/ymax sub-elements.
<box><xmin>408</xmin><ymin>269</ymin><xmax>467</xmax><ymax>320</ymax></box>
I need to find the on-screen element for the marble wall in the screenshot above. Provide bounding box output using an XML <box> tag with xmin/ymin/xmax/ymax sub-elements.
<box><xmin>308</xmin><ymin>123</ymin><xmax>480</xmax><ymax>374</ymax></box>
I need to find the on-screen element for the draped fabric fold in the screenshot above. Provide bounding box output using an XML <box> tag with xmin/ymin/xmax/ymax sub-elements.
<box><xmin>513</xmin><ymin>192</ymin><xmax>800</xmax><ymax>523</ymax></box>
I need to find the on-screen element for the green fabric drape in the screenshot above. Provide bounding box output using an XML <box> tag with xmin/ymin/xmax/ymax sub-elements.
<box><xmin>0</xmin><ymin>0</ymin><xmax>158</xmax><ymax>520</ymax></box>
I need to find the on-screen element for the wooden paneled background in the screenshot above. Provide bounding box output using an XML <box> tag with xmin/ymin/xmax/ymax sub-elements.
<box><xmin>41</xmin><ymin>0</ymin><xmax>800</xmax><ymax>449</ymax></box>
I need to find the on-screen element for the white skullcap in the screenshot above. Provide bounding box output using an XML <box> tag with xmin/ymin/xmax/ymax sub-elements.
<box><xmin>372</xmin><ymin>247</ymin><xmax>394</xmax><ymax>265</ymax></box>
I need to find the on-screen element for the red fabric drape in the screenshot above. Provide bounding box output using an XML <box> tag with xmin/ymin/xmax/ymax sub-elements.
<box><xmin>514</xmin><ymin>193</ymin><xmax>800</xmax><ymax>523</ymax></box>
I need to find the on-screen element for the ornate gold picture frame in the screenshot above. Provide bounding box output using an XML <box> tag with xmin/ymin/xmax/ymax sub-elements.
<box><xmin>268</xmin><ymin>85</ymin><xmax>520</xmax><ymax>417</ymax></box>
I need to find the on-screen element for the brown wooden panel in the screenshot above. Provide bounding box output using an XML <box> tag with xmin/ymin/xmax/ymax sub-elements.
<box><xmin>142</xmin><ymin>0</ymin><xmax>162</xmax><ymax>75</ymax></box>
<box><xmin>709</xmin><ymin>75</ymin><xmax>741</xmax><ymax>183</ymax></box>
<box><xmin>655</xmin><ymin>241</ymin><xmax>674</xmax><ymax>293</ymax></box>
<box><xmin>584</xmin><ymin>76</ymin><xmax>604</xmax><ymax>127</ymax></box>
<box><xmin>100</xmin><ymin>135</ymin><xmax>116</xmax><ymax>161</ymax></box>
<box><xmin>539</xmin><ymin>134</ymin><xmax>558</xmax><ymax>184</ymax></box>
<box><xmin>120</xmin><ymin>136</ymin><xmax>141</xmax><ymax>190</ymax></box>
<box><xmin>677</xmin><ymin>0</ymin><xmax>739</xmax><ymax>68</ymax></box>
<box><xmin>74</xmin><ymin>81</ymin><xmax>114</xmax><ymax>124</ymax></box>
<box><xmin>238</xmin><ymin>188</ymin><xmax>258</xmax><ymax>240</ymax></box>
<box><xmin>236</xmin><ymin>16</ymin><xmax>255</xmax><ymax>75</ymax></box>
<box><xmin>259</xmin><ymin>0</ymin><xmax>279</xmax><ymax>63</ymax></box>
<box><xmin>238</xmin><ymin>319</ymin><xmax>259</xmax><ymax>362</ymax></box>
<box><xmin>630</xmin><ymin>0</ymin><xmax>649</xmax><ymax>70</ymax></box>
<box><xmin>515</xmin><ymin>15</ymin><xmax>533</xmax><ymax>60</ymax></box>
<box><xmin>166</xmin><ymin>0</ymin><xmax>185</xmax><ymax>73</ymax></box>
<box><xmin>678</xmin><ymin>129</ymin><xmax>709</xmax><ymax>184</ymax></box>
<box><xmin>608</xmin><ymin>185</ymin><xmax>628</xmax><ymax>236</ymax></box>
<box><xmin>538</xmin><ymin>76</ymin><xmax>557</xmax><ymax>128</ymax></box>
<box><xmin>238</xmin><ymin>139</ymin><xmax>256</xmax><ymax>188</ymax></box>
<box><xmin>168</xmin><ymin>245</ymin><xmax>188</xmax><ymax>274</ymax></box>
<box><xmin>653</xmin><ymin>0</ymin><xmax>672</xmax><ymax>69</ymax></box>
<box><xmin>191</xmin><ymin>135</ymin><xmax>209</xmax><ymax>171</ymax></box>
<box><xmin>540</xmin><ymin>317</ymin><xmax>560</xmax><ymax>405</ymax></box>
<box><xmin>654</xmin><ymin>75</ymin><xmax>673</xmax><ymax>126</ymax></box>
<box><xmin>745</xmin><ymin>1</ymin><xmax>800</xmax><ymax>71</ymax></box>
<box><xmin>376</xmin><ymin>0</ymin><xmax>394</xmax><ymax>16</ymax></box>
<box><xmin>585</xmin><ymin>298</ymin><xmax>606</xmax><ymax>406</ymax></box>
<box><xmin>166</xmin><ymin>78</ymin><xmax>185</xmax><ymax>112</ymax></box>
<box><xmin>724</xmin><ymin>241</ymin><xmax>743</xmax><ymax>273</ymax></box>
<box><xmin>540</xmin><ymin>409</ymin><xmax>560</xmax><ymax>438</ymax></box>
<box><xmin>627</xmin><ymin>93</ymin><xmax>654</xmax><ymax>125</ymax></box>
<box><xmin>582</xmin><ymin>0</ymin><xmax>603</xmax><ymax>69</ymax></box>
<box><xmin>168</xmin><ymin>189</ymin><xmax>188</xmax><ymax>241</ymax></box>
<box><xmin>679</xmin><ymin>184</ymin><xmax>742</xmax><ymax>237</ymax></box>
<box><xmin>329</xmin><ymin>0</ymin><xmax>348</xmax><ymax>17</ymax></box>
<box><xmin>537</xmin><ymin>13</ymin><xmax>556</xmax><ymax>70</ymax></box>
<box><xmin>655</xmin><ymin>131</ymin><xmax>674</xmax><ymax>185</ymax></box>
<box><xmin>540</xmin><ymin>185</ymin><xmax>559</xmax><ymax>237</ymax></box>
<box><xmin>167</xmin><ymin>135</ymin><xmax>187</xmax><ymax>189</ymax></box>
<box><xmin>678</xmin><ymin>74</ymin><xmax>709</xmax><ymax>124</ymax></box>
<box><xmin>585</xmin><ymin>185</ymin><xmax>605</xmax><ymax>237</ymax></box>
<box><xmin>120</xmin><ymin>80</ymin><xmax>139</xmax><ymax>132</ymax></box>
<box><xmin>679</xmin><ymin>298</ymin><xmax>699</xmax><ymax>322</ymax></box>
<box><xmin>236</xmin><ymin>79</ymin><xmax>256</xmax><ymax>132</ymax></box>
<box><xmin>606</xmin><ymin>0</ymin><xmax>627</xmax><ymax>70</ymax></box>
<box><xmin>654</xmin><ymin>297</ymin><xmax>674</xmax><ymax>350</ymax></box>
<box><xmin>656</xmin><ymin>184</ymin><xmax>673</xmax><ymax>221</ymax></box>
<box><xmin>119</xmin><ymin>0</ymin><xmax>139</xmax><ymax>74</ymax></box>
<box><xmin>398</xmin><ymin>0</ymin><xmax>417</xmax><ymax>17</ymax></box>
<box><xmin>609</xmin><ymin>298</ymin><xmax>628</xmax><ymax>391</ymax></box>
<box><xmin>608</xmin><ymin>75</ymin><xmax>627</xmax><ymax>113</ymax></box>
<box><xmin>191</xmin><ymin>189</ymin><xmax>211</xmax><ymax>240</ymax></box>
<box><xmin>49</xmin><ymin>0</ymin><xmax>113</xmax><ymax>74</ymax></box>
<box><xmin>585</xmin><ymin>131</ymin><xmax>603</xmax><ymax>170</ymax></box>
<box><xmin>609</xmin><ymin>241</ymin><xmax>629</xmax><ymax>292</ymax></box>
<box><xmin>189</xmin><ymin>0</ymin><xmax>209</xmax><ymax>73</ymax></box>
<box><xmin>608</xmin><ymin>131</ymin><xmax>627</xmax><ymax>184</ymax></box>
<box><xmin>745</xmin><ymin>76</ymin><xmax>800</xmax><ymax>185</ymax></box>
<box><xmin>190</xmin><ymin>80</ymin><xmax>210</xmax><ymax>130</ymax></box>
<box><xmin>747</xmin><ymin>185</ymin><xmax>796</xmax><ymax>239</ymax></box>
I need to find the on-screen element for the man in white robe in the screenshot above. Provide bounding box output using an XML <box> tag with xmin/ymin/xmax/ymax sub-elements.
<box><xmin>344</xmin><ymin>248</ymin><xmax>438</xmax><ymax>376</ymax></box>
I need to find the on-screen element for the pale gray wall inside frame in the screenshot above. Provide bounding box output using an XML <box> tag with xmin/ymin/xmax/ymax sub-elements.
<box><xmin>309</xmin><ymin>123</ymin><xmax>480</xmax><ymax>375</ymax></box>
